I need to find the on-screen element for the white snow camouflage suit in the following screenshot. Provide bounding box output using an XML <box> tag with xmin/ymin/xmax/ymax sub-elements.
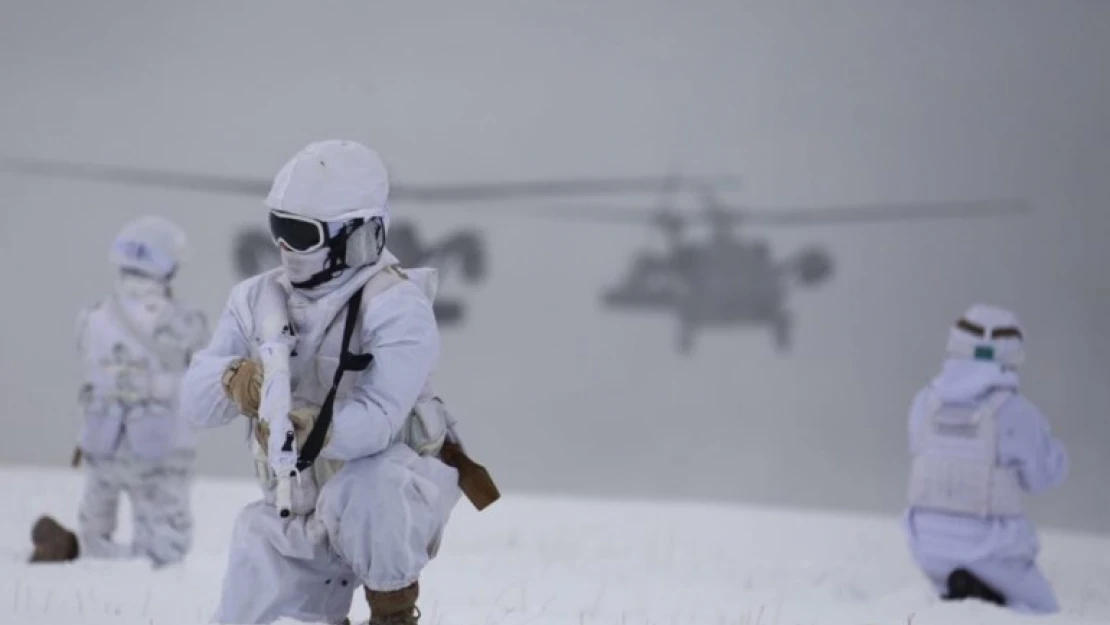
<box><xmin>180</xmin><ymin>257</ymin><xmax>485</xmax><ymax>624</ymax></box>
<box><xmin>74</xmin><ymin>276</ymin><xmax>209</xmax><ymax>567</ymax></box>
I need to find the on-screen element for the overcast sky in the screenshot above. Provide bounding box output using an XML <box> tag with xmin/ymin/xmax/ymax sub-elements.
<box><xmin>1</xmin><ymin>0</ymin><xmax>1108</xmax><ymax>533</ymax></box>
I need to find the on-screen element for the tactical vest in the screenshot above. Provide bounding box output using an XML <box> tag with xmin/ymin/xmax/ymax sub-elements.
<box><xmin>77</xmin><ymin>294</ymin><xmax>197</xmax><ymax>459</ymax></box>
<box><xmin>245</xmin><ymin>266</ymin><xmax>454</xmax><ymax>514</ymax></box>
<box><xmin>907</xmin><ymin>389</ymin><xmax>1024</xmax><ymax>518</ymax></box>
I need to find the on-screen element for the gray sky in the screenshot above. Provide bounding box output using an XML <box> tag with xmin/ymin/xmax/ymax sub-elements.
<box><xmin>1</xmin><ymin>0</ymin><xmax>1108</xmax><ymax>533</ymax></box>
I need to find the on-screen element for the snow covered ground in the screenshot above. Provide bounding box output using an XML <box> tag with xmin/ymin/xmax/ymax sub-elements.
<box><xmin>0</xmin><ymin>467</ymin><xmax>1107</xmax><ymax>625</ymax></box>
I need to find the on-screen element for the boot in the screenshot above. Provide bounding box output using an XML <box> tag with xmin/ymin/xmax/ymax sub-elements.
<box><xmin>365</xmin><ymin>581</ymin><xmax>420</xmax><ymax>625</ymax></box>
<box><xmin>29</xmin><ymin>515</ymin><xmax>79</xmax><ymax>563</ymax></box>
<box><xmin>944</xmin><ymin>568</ymin><xmax>1006</xmax><ymax>606</ymax></box>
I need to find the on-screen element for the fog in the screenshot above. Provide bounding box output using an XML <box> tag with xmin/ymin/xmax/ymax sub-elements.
<box><xmin>1</xmin><ymin>0</ymin><xmax>1108</xmax><ymax>534</ymax></box>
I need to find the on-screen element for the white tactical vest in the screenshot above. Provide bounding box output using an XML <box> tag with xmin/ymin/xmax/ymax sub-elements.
<box><xmin>907</xmin><ymin>389</ymin><xmax>1024</xmax><ymax>518</ymax></box>
<box><xmin>244</xmin><ymin>265</ymin><xmax>455</xmax><ymax>514</ymax></box>
<box><xmin>77</xmin><ymin>294</ymin><xmax>204</xmax><ymax>459</ymax></box>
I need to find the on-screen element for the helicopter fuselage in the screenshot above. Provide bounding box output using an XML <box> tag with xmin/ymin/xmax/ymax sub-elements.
<box><xmin>602</xmin><ymin>237</ymin><xmax>797</xmax><ymax>353</ymax></box>
<box><xmin>230</xmin><ymin>220</ymin><xmax>485</xmax><ymax>326</ymax></box>
<box><xmin>602</xmin><ymin>238</ymin><xmax>788</xmax><ymax>325</ymax></box>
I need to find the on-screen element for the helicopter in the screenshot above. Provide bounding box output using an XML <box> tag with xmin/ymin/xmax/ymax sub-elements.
<box><xmin>0</xmin><ymin>155</ymin><xmax>742</xmax><ymax>327</ymax></box>
<box><xmin>230</xmin><ymin>219</ymin><xmax>486</xmax><ymax>325</ymax></box>
<box><xmin>512</xmin><ymin>180</ymin><xmax>1031</xmax><ymax>354</ymax></box>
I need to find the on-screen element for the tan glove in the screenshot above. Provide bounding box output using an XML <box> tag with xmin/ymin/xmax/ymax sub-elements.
<box><xmin>221</xmin><ymin>358</ymin><xmax>262</xmax><ymax>417</ymax></box>
<box><xmin>252</xmin><ymin>406</ymin><xmax>331</xmax><ymax>452</ymax></box>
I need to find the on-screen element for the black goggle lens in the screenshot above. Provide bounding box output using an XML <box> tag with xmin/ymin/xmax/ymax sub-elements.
<box><xmin>269</xmin><ymin>212</ymin><xmax>325</xmax><ymax>252</ymax></box>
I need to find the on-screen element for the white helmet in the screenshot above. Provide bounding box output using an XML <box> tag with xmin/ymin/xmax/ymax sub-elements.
<box><xmin>945</xmin><ymin>303</ymin><xmax>1026</xmax><ymax>367</ymax></box>
<box><xmin>264</xmin><ymin>139</ymin><xmax>391</xmax><ymax>289</ymax></box>
<box><xmin>110</xmin><ymin>215</ymin><xmax>188</xmax><ymax>281</ymax></box>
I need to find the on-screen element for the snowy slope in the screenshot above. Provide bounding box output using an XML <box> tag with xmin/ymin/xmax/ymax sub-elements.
<box><xmin>1</xmin><ymin>467</ymin><xmax>1108</xmax><ymax>625</ymax></box>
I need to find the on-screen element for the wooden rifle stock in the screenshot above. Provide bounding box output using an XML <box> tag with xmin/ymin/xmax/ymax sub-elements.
<box><xmin>438</xmin><ymin>440</ymin><xmax>500</xmax><ymax>511</ymax></box>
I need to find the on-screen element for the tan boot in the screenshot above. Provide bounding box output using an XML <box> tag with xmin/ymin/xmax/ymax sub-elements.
<box><xmin>365</xmin><ymin>582</ymin><xmax>420</xmax><ymax>625</ymax></box>
<box><xmin>28</xmin><ymin>516</ymin><xmax>79</xmax><ymax>563</ymax></box>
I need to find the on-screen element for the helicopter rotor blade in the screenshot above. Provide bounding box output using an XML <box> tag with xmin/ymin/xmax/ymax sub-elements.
<box><xmin>468</xmin><ymin>173</ymin><xmax>699</xmax><ymax>226</ymax></box>
<box><xmin>492</xmin><ymin>197</ymin><xmax>1032</xmax><ymax>227</ymax></box>
<box><xmin>0</xmin><ymin>157</ymin><xmax>270</xmax><ymax>196</ymax></box>
<box><xmin>0</xmin><ymin>156</ymin><xmax>745</xmax><ymax>202</ymax></box>
<box><xmin>455</xmin><ymin>203</ymin><xmax>665</xmax><ymax>224</ymax></box>
<box><xmin>735</xmin><ymin>198</ymin><xmax>1032</xmax><ymax>226</ymax></box>
<box><xmin>398</xmin><ymin>173</ymin><xmax>742</xmax><ymax>202</ymax></box>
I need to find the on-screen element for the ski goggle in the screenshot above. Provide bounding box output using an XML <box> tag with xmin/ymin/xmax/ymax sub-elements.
<box><xmin>112</xmin><ymin>238</ymin><xmax>178</xmax><ymax>278</ymax></box>
<box><xmin>268</xmin><ymin>210</ymin><xmax>329</xmax><ymax>253</ymax></box>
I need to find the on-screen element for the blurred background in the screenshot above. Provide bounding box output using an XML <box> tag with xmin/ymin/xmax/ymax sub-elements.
<box><xmin>1</xmin><ymin>0</ymin><xmax>1107</xmax><ymax>535</ymax></box>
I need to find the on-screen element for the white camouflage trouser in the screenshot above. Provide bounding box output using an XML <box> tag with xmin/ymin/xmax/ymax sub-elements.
<box><xmin>77</xmin><ymin>437</ymin><xmax>196</xmax><ymax>567</ymax></box>
<box><xmin>213</xmin><ymin>443</ymin><xmax>462</xmax><ymax>625</ymax></box>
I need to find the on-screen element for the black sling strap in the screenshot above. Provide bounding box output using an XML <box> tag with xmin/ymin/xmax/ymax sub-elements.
<box><xmin>295</xmin><ymin>287</ymin><xmax>374</xmax><ymax>471</ymax></box>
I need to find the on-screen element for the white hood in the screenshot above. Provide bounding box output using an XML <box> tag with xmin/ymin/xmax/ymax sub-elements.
<box><xmin>928</xmin><ymin>357</ymin><xmax>1019</xmax><ymax>404</ymax></box>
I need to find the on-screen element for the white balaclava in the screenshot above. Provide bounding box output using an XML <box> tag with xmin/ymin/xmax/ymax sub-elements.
<box><xmin>945</xmin><ymin>303</ymin><xmax>1026</xmax><ymax>368</ymax></box>
<box><xmin>110</xmin><ymin>215</ymin><xmax>188</xmax><ymax>298</ymax></box>
<box><xmin>264</xmin><ymin>139</ymin><xmax>391</xmax><ymax>290</ymax></box>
